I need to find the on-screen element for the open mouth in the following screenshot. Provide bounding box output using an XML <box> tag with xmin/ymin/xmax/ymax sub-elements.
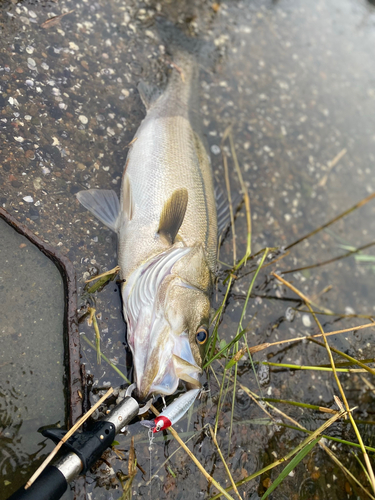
<box><xmin>134</xmin><ymin>331</ymin><xmax>202</xmax><ymax>400</ymax></box>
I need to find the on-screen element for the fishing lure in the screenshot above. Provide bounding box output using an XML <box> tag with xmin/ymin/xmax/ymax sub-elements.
<box><xmin>141</xmin><ymin>388</ymin><xmax>201</xmax><ymax>433</ymax></box>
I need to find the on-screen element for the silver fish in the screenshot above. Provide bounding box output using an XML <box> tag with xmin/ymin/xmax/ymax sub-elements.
<box><xmin>77</xmin><ymin>43</ymin><xmax>218</xmax><ymax>400</ymax></box>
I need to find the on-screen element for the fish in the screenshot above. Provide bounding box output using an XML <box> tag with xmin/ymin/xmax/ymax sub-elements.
<box><xmin>76</xmin><ymin>23</ymin><xmax>227</xmax><ymax>402</ymax></box>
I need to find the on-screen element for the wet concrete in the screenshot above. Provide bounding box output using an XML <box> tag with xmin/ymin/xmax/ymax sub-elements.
<box><xmin>0</xmin><ymin>217</ymin><xmax>67</xmax><ymax>499</ymax></box>
<box><xmin>1</xmin><ymin>0</ymin><xmax>375</xmax><ymax>498</ymax></box>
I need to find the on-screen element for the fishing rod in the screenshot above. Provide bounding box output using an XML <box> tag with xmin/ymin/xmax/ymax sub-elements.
<box><xmin>7</xmin><ymin>384</ymin><xmax>150</xmax><ymax>500</ymax></box>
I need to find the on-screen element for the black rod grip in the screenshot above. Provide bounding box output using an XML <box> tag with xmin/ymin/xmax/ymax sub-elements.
<box><xmin>6</xmin><ymin>465</ymin><xmax>67</xmax><ymax>500</ymax></box>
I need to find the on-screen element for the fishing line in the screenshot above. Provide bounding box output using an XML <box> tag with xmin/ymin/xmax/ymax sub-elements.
<box><xmin>147</xmin><ymin>427</ymin><xmax>154</xmax><ymax>499</ymax></box>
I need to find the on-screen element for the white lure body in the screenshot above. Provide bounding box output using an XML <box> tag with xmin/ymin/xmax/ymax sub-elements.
<box><xmin>141</xmin><ymin>388</ymin><xmax>201</xmax><ymax>433</ymax></box>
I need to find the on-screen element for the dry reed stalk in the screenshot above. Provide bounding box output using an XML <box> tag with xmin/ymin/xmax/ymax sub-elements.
<box><xmin>25</xmin><ymin>387</ymin><xmax>114</xmax><ymax>489</ymax></box>
<box><xmin>261</xmin><ymin>396</ymin><xmax>375</xmax><ymax>499</ymax></box>
<box><xmin>283</xmin><ymin>239</ymin><xmax>375</xmax><ymax>275</ymax></box>
<box><xmin>150</xmin><ymin>405</ymin><xmax>235</xmax><ymax>500</ymax></box>
<box><xmin>223</xmin><ymin>152</ymin><xmax>237</xmax><ymax>264</ymax></box>
<box><xmin>228</xmin><ymin>322</ymin><xmax>375</xmax><ymax>363</ymax></box>
<box><xmin>317</xmin><ymin>148</ymin><xmax>347</xmax><ymax>187</ymax></box>
<box><xmin>229</xmin><ymin>131</ymin><xmax>252</xmax><ymax>266</ymax></box>
<box><xmin>85</xmin><ymin>265</ymin><xmax>120</xmax><ymax>282</ymax></box>
<box><xmin>210</xmin><ymin>408</ymin><xmax>349</xmax><ymax>499</ymax></box>
<box><xmin>272</xmin><ymin>272</ymin><xmax>375</xmax><ymax>493</ymax></box>
<box><xmin>286</xmin><ymin>191</ymin><xmax>375</xmax><ymax>251</ymax></box>
<box><xmin>209</xmin><ymin>426</ymin><xmax>243</xmax><ymax>500</ymax></box>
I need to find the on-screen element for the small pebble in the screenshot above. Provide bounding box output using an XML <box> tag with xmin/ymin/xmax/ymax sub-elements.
<box><xmin>27</xmin><ymin>57</ymin><xmax>36</xmax><ymax>69</ymax></box>
<box><xmin>23</xmin><ymin>196</ymin><xmax>34</xmax><ymax>203</ymax></box>
<box><xmin>302</xmin><ymin>314</ymin><xmax>312</xmax><ymax>327</ymax></box>
<box><xmin>79</xmin><ymin>115</ymin><xmax>88</xmax><ymax>125</ymax></box>
<box><xmin>69</xmin><ymin>42</ymin><xmax>79</xmax><ymax>51</ymax></box>
<box><xmin>285</xmin><ymin>307</ymin><xmax>295</xmax><ymax>322</ymax></box>
<box><xmin>211</xmin><ymin>144</ymin><xmax>221</xmax><ymax>155</ymax></box>
<box><xmin>26</xmin><ymin>46</ymin><xmax>34</xmax><ymax>54</ymax></box>
<box><xmin>258</xmin><ymin>363</ymin><xmax>270</xmax><ymax>386</ymax></box>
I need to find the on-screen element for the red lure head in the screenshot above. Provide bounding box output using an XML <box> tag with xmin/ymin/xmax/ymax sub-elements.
<box><xmin>153</xmin><ymin>416</ymin><xmax>172</xmax><ymax>433</ymax></box>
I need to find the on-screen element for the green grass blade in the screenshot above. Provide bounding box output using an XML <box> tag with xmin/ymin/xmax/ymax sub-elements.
<box><xmin>203</xmin><ymin>327</ymin><xmax>247</xmax><ymax>369</ymax></box>
<box><xmin>276</xmin><ymin>422</ymin><xmax>375</xmax><ymax>453</ymax></box>
<box><xmin>352</xmin><ymin>451</ymin><xmax>372</xmax><ymax>486</ymax></box>
<box><xmin>206</xmin><ymin>276</ymin><xmax>233</xmax><ymax>362</ymax></box>
<box><xmin>81</xmin><ymin>335</ymin><xmax>130</xmax><ymax>383</ymax></box>
<box><xmin>225</xmin><ymin>249</ymin><xmax>269</xmax><ymax>372</ymax></box>
<box><xmin>262</xmin><ymin>361</ymin><xmax>365</xmax><ymax>372</ymax></box>
<box><xmin>210</xmin><ymin>409</ymin><xmax>347</xmax><ymax>499</ymax></box>
<box><xmin>86</xmin><ymin>270</ymin><xmax>118</xmax><ymax>293</ymax></box>
<box><xmin>309</xmin><ymin>337</ymin><xmax>375</xmax><ymax>376</ymax></box>
<box><xmin>260</xmin><ymin>437</ymin><xmax>321</xmax><ymax>500</ymax></box>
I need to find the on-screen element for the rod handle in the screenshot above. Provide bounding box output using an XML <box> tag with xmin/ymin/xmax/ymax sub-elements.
<box><xmin>6</xmin><ymin>466</ymin><xmax>67</xmax><ymax>500</ymax></box>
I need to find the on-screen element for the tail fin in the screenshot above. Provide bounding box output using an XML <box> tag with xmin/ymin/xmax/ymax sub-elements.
<box><xmin>156</xmin><ymin>17</ymin><xmax>216</xmax><ymax>72</ymax></box>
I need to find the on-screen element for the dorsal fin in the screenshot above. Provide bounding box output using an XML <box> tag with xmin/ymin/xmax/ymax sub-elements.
<box><xmin>158</xmin><ymin>188</ymin><xmax>188</xmax><ymax>245</ymax></box>
<box><xmin>138</xmin><ymin>81</ymin><xmax>163</xmax><ymax>110</ymax></box>
<box><xmin>215</xmin><ymin>185</ymin><xmax>243</xmax><ymax>239</ymax></box>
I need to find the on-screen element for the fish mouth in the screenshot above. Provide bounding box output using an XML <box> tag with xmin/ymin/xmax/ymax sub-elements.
<box><xmin>131</xmin><ymin>317</ymin><xmax>201</xmax><ymax>400</ymax></box>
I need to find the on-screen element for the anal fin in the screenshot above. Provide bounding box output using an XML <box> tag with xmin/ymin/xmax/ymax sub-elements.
<box><xmin>76</xmin><ymin>189</ymin><xmax>120</xmax><ymax>232</ymax></box>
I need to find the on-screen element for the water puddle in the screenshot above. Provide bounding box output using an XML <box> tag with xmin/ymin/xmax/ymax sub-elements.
<box><xmin>0</xmin><ymin>218</ymin><xmax>67</xmax><ymax>499</ymax></box>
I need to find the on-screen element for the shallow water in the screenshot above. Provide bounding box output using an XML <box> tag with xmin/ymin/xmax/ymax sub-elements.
<box><xmin>0</xmin><ymin>218</ymin><xmax>68</xmax><ymax>499</ymax></box>
<box><xmin>1</xmin><ymin>0</ymin><xmax>375</xmax><ymax>498</ymax></box>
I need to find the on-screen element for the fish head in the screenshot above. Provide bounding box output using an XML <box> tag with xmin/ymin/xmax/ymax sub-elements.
<box><xmin>124</xmin><ymin>247</ymin><xmax>211</xmax><ymax>401</ymax></box>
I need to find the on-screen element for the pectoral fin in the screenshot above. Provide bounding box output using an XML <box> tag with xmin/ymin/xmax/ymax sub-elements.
<box><xmin>122</xmin><ymin>173</ymin><xmax>134</xmax><ymax>221</ymax></box>
<box><xmin>76</xmin><ymin>189</ymin><xmax>120</xmax><ymax>232</ymax></box>
<box><xmin>158</xmin><ymin>188</ymin><xmax>188</xmax><ymax>245</ymax></box>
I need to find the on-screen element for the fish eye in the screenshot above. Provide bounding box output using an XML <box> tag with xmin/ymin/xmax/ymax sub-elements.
<box><xmin>196</xmin><ymin>326</ymin><xmax>208</xmax><ymax>344</ymax></box>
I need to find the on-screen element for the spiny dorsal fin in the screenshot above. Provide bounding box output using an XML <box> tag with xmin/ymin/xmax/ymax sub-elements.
<box><xmin>76</xmin><ymin>189</ymin><xmax>120</xmax><ymax>232</ymax></box>
<box><xmin>138</xmin><ymin>81</ymin><xmax>162</xmax><ymax>110</ymax></box>
<box><xmin>158</xmin><ymin>188</ymin><xmax>188</xmax><ymax>245</ymax></box>
<box><xmin>215</xmin><ymin>184</ymin><xmax>243</xmax><ymax>238</ymax></box>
